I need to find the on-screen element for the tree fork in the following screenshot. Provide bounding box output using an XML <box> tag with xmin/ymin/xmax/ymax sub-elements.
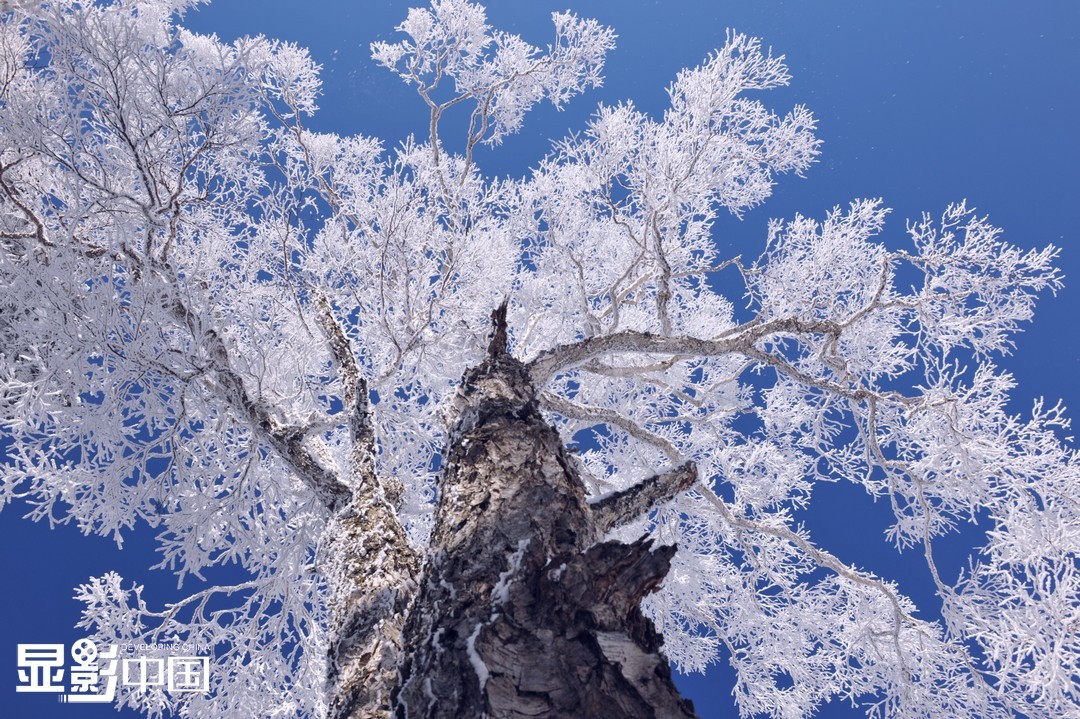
<box><xmin>392</xmin><ymin>306</ymin><xmax>697</xmax><ymax>718</ymax></box>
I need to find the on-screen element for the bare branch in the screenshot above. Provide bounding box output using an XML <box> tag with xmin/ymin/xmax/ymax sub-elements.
<box><xmin>590</xmin><ymin>461</ymin><xmax>698</xmax><ymax>533</ymax></box>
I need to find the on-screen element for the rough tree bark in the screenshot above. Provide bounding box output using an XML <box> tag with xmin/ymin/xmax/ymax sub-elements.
<box><xmin>319</xmin><ymin>295</ymin><xmax>421</xmax><ymax>719</ymax></box>
<box><xmin>385</xmin><ymin>304</ymin><xmax>699</xmax><ymax>718</ymax></box>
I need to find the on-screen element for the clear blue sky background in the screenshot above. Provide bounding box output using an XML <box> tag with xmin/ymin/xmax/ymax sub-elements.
<box><xmin>2</xmin><ymin>2</ymin><xmax>1078</xmax><ymax>717</ymax></box>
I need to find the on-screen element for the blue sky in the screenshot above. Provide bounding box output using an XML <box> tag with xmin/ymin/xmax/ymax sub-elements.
<box><xmin>2</xmin><ymin>2</ymin><xmax>1078</xmax><ymax>717</ymax></box>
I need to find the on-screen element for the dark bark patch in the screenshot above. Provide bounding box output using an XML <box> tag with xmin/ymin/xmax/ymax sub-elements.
<box><xmin>393</xmin><ymin>352</ymin><xmax>697</xmax><ymax>718</ymax></box>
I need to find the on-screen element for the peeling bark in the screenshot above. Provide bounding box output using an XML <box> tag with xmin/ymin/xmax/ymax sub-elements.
<box><xmin>392</xmin><ymin>333</ymin><xmax>697</xmax><ymax>718</ymax></box>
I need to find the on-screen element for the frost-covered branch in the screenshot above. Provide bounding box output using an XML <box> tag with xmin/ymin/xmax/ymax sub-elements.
<box><xmin>541</xmin><ymin>390</ymin><xmax>683</xmax><ymax>462</ymax></box>
<box><xmin>2</xmin><ymin>2</ymin><xmax>1075</xmax><ymax>718</ymax></box>
<box><xmin>527</xmin><ymin>317</ymin><xmax>842</xmax><ymax>384</ymax></box>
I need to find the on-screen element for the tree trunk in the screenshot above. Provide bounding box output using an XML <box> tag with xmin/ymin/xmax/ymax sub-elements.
<box><xmin>391</xmin><ymin>311</ymin><xmax>698</xmax><ymax>718</ymax></box>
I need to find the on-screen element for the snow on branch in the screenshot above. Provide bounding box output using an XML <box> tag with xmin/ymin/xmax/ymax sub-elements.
<box><xmin>526</xmin><ymin>317</ymin><xmax>843</xmax><ymax>385</ymax></box>
<box><xmin>371</xmin><ymin>0</ymin><xmax>615</xmax><ymax>147</ymax></box>
<box><xmin>1</xmin><ymin>2</ymin><xmax>1076</xmax><ymax>718</ymax></box>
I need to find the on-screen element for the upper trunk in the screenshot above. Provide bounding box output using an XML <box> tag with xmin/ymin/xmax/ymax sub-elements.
<box><xmin>390</xmin><ymin>309</ymin><xmax>698</xmax><ymax>718</ymax></box>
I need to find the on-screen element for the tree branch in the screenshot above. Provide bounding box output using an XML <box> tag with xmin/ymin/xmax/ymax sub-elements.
<box><xmin>589</xmin><ymin>461</ymin><xmax>697</xmax><ymax>533</ymax></box>
<box><xmin>700</xmin><ymin>485</ymin><xmax>997</xmax><ymax>694</ymax></box>
<box><xmin>526</xmin><ymin>317</ymin><xmax>842</xmax><ymax>385</ymax></box>
<box><xmin>541</xmin><ymin>391</ymin><xmax>682</xmax><ymax>463</ymax></box>
<box><xmin>172</xmin><ymin>300</ymin><xmax>352</xmax><ymax>513</ymax></box>
<box><xmin>487</xmin><ymin>298</ymin><xmax>509</xmax><ymax>357</ymax></box>
<box><xmin>312</xmin><ymin>289</ymin><xmax>373</xmax><ymax>464</ymax></box>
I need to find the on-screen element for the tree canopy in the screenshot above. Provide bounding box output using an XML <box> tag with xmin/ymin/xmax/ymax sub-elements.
<box><xmin>0</xmin><ymin>1</ymin><xmax>1075</xmax><ymax>717</ymax></box>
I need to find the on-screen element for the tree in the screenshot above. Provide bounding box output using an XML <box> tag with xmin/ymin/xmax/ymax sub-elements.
<box><xmin>0</xmin><ymin>0</ymin><xmax>1075</xmax><ymax>717</ymax></box>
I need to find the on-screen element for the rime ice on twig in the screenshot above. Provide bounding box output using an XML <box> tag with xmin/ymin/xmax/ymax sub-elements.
<box><xmin>1</xmin><ymin>1</ymin><xmax>1074</xmax><ymax>718</ymax></box>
